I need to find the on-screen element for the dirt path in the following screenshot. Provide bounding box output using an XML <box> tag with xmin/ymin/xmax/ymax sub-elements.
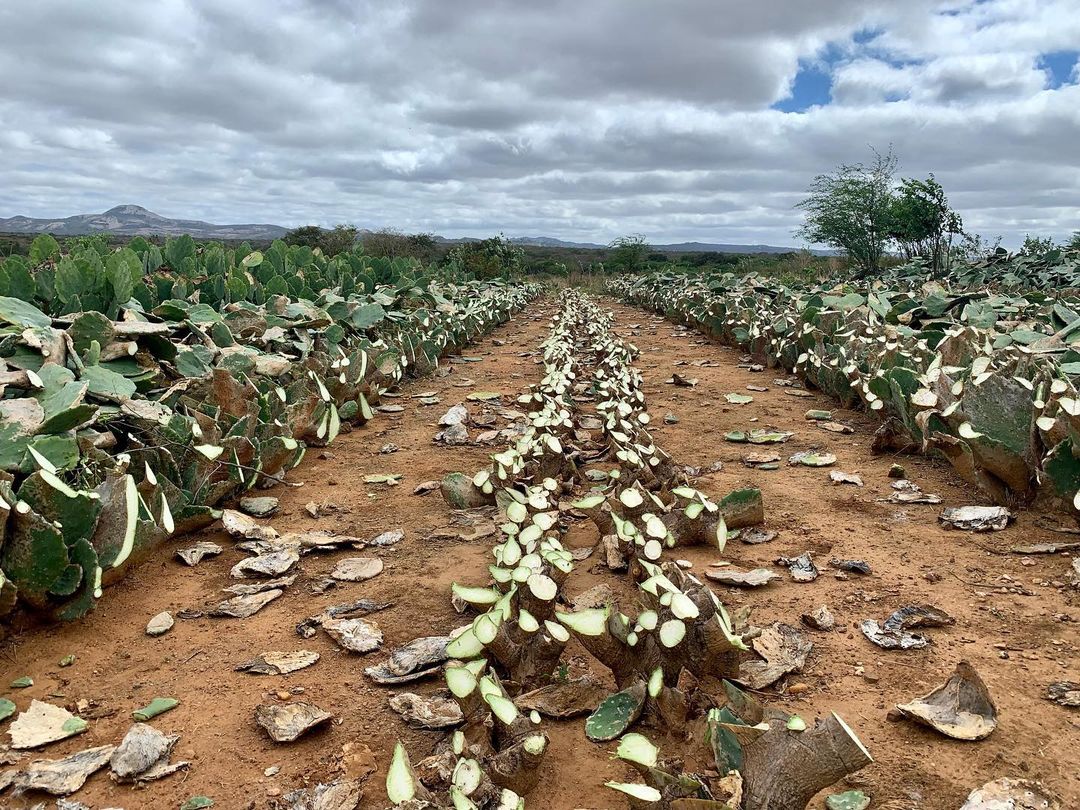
<box><xmin>0</xmin><ymin>296</ymin><xmax>1077</xmax><ymax>810</ymax></box>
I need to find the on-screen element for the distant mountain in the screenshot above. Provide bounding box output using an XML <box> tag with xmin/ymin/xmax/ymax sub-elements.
<box><xmin>1</xmin><ymin>205</ymin><xmax>829</xmax><ymax>254</ymax></box>
<box><xmin>0</xmin><ymin>205</ymin><xmax>288</xmax><ymax>240</ymax></box>
<box><xmin>505</xmin><ymin>236</ymin><xmax>832</xmax><ymax>255</ymax></box>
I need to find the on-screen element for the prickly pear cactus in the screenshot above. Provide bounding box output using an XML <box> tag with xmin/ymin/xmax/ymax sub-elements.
<box><xmin>585</xmin><ymin>683</ymin><xmax>646</xmax><ymax>742</ymax></box>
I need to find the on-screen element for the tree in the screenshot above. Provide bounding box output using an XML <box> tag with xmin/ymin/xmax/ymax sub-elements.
<box><xmin>1021</xmin><ymin>234</ymin><xmax>1056</xmax><ymax>258</ymax></box>
<box><xmin>443</xmin><ymin>235</ymin><xmax>524</xmax><ymax>280</ymax></box>
<box><xmin>885</xmin><ymin>175</ymin><xmax>964</xmax><ymax>269</ymax></box>
<box><xmin>607</xmin><ymin>234</ymin><xmax>651</xmax><ymax>273</ymax></box>
<box><xmin>797</xmin><ymin>148</ymin><xmax>897</xmax><ymax>276</ymax></box>
<box><xmin>284</xmin><ymin>224</ymin><xmax>358</xmax><ymax>256</ymax></box>
<box><xmin>360</xmin><ymin>228</ymin><xmax>438</xmax><ymax>261</ymax></box>
<box><xmin>1067</xmin><ymin>232</ymin><xmax>1080</xmax><ymax>251</ymax></box>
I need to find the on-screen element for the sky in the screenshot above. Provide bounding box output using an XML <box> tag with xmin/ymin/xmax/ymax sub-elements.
<box><xmin>0</xmin><ymin>0</ymin><xmax>1078</xmax><ymax>248</ymax></box>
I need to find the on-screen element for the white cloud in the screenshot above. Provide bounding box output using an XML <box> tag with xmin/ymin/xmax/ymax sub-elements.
<box><xmin>0</xmin><ymin>0</ymin><xmax>1077</xmax><ymax>247</ymax></box>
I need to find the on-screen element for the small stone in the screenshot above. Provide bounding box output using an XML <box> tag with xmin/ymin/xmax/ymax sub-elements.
<box><xmin>888</xmin><ymin>464</ymin><xmax>906</xmax><ymax>479</ymax></box>
<box><xmin>787</xmin><ymin>683</ymin><xmax>810</xmax><ymax>695</ymax></box>
<box><xmin>239</xmin><ymin>497</ymin><xmax>280</xmax><ymax>518</ymax></box>
<box><xmin>146</xmin><ymin>612</ymin><xmax>174</xmax><ymax>637</ymax></box>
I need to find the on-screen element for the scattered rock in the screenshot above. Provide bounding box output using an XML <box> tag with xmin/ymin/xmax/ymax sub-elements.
<box><xmin>175</xmin><ymin>542</ymin><xmax>223</xmax><ymax>567</ymax></box>
<box><xmin>255</xmin><ymin>703</ymin><xmax>333</xmax><ymax>743</ymax></box>
<box><xmin>330</xmin><ymin>557</ymin><xmax>384</xmax><ymax>583</ymax></box>
<box><xmin>704</xmin><ymin>567</ymin><xmax>780</xmax><ymax>588</ymax></box>
<box><xmin>830</xmin><ymin>558</ymin><xmax>871</xmax><ymax>575</ymax></box>
<box><xmin>861</xmin><ymin>604</ymin><xmax>954</xmax><ymax>650</ymax></box>
<box><xmin>939</xmin><ymin>505</ymin><xmax>1013</xmax><ymax>532</ymax></box>
<box><xmin>322</xmin><ymin>617</ymin><xmax>384</xmax><ymax>654</ymax></box>
<box><xmin>515</xmin><ymin>677</ymin><xmax>609</xmax><ymax>718</ymax></box>
<box><xmin>221</xmin><ymin>509</ymin><xmax>279</xmax><ymax>542</ymax></box>
<box><xmin>110</xmin><ymin>723</ymin><xmax>185</xmax><ymax>782</ymax></box>
<box><xmin>145</xmin><ymin>613</ymin><xmax>172</xmax><ymax>639</ymax></box>
<box><xmin>777</xmin><ymin>552</ymin><xmax>818</xmax><ymax>582</ymax></box>
<box><xmin>959</xmin><ymin>778</ymin><xmax>1060</xmax><ymax>810</ymax></box>
<box><xmin>1045</xmin><ymin>681</ymin><xmax>1079</xmax><ymax>708</ymax></box>
<box><xmin>209</xmin><ymin>589</ymin><xmax>283</xmax><ymax>618</ymax></box>
<box><xmin>10</xmin><ymin>744</ymin><xmax>114</xmax><ymax>795</ymax></box>
<box><xmin>230</xmin><ymin>548</ymin><xmax>299</xmax><ymax>579</ymax></box>
<box><xmin>239</xmin><ymin>496</ymin><xmax>280</xmax><ymax>518</ymax></box>
<box><xmin>801</xmin><ymin>605</ymin><xmax>835</xmax><ymax>631</ymax></box>
<box><xmin>438</xmin><ymin>404</ymin><xmax>468</xmax><ymax>426</ymax></box>
<box><xmin>388</xmin><ymin>693</ymin><xmax>463</xmax><ymax>730</ymax></box>
<box><xmin>739</xmin><ymin>527</ymin><xmax>777</xmax><ymax>545</ymax></box>
<box><xmin>896</xmin><ymin>661</ymin><xmax>997</xmax><ymax>740</ymax></box>
<box><xmin>739</xmin><ymin>623</ymin><xmax>812</xmax><ymax>689</ymax></box>
<box><xmin>282</xmin><ymin>779</ymin><xmax>364</xmax><ymax>810</ymax></box>
<box><xmin>829</xmin><ymin>470</ymin><xmax>863</xmax><ymax>487</ymax></box>
<box><xmin>237</xmin><ymin>651</ymin><xmax>320</xmax><ymax>676</ymax></box>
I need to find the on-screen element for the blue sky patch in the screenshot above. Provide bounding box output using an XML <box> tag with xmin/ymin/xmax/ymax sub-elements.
<box><xmin>1039</xmin><ymin>51</ymin><xmax>1079</xmax><ymax>89</ymax></box>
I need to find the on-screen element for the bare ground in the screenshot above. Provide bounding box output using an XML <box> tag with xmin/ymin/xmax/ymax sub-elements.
<box><xmin>0</xmin><ymin>297</ymin><xmax>1077</xmax><ymax>810</ymax></box>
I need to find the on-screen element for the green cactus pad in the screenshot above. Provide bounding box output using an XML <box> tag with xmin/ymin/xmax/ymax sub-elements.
<box><xmin>584</xmin><ymin>681</ymin><xmax>646</xmax><ymax>742</ymax></box>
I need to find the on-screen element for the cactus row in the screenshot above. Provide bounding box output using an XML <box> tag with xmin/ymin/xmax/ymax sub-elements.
<box><xmin>608</xmin><ymin>270</ymin><xmax>1080</xmax><ymax>519</ymax></box>
<box><xmin>0</xmin><ymin>236</ymin><xmax>541</xmax><ymax>622</ymax></box>
<box><xmin>401</xmin><ymin>292</ymin><xmax>870</xmax><ymax>810</ymax></box>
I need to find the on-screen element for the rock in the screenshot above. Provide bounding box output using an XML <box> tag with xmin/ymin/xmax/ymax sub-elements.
<box><xmin>1046</xmin><ymin>681</ymin><xmax>1080</xmax><ymax>708</ymax></box>
<box><xmin>209</xmin><ymin>589</ymin><xmax>283</xmax><ymax>618</ymax></box>
<box><xmin>304</xmin><ymin>501</ymin><xmax>321</xmax><ymax>518</ymax></box>
<box><xmin>739</xmin><ymin>623</ymin><xmax>813</xmax><ymax>689</ymax></box>
<box><xmin>939</xmin><ymin>505</ymin><xmax>1013</xmax><ymax>532</ymax></box>
<box><xmin>888</xmin><ymin>464</ymin><xmax>906</xmax><ymax>478</ymax></box>
<box><xmin>237</xmin><ymin>651</ymin><xmax>320</xmax><ymax>676</ymax></box>
<box><xmin>330</xmin><ymin>557</ymin><xmax>384</xmax><ymax>583</ymax></box>
<box><xmin>434</xmin><ymin>423</ymin><xmax>470</xmax><ymax>445</ymax></box>
<box><xmin>8</xmin><ymin>700</ymin><xmax>89</xmax><ymax>749</ymax></box>
<box><xmin>322</xmin><ymin>617</ymin><xmax>383</xmax><ymax>654</ymax></box>
<box><xmin>231</xmin><ymin>548</ymin><xmax>299</xmax><ymax>578</ymax></box>
<box><xmin>777</xmin><ymin>552</ymin><xmax>818</xmax><ymax>582</ymax></box>
<box><xmin>10</xmin><ymin>744</ymin><xmax>114</xmax><ymax>795</ymax></box>
<box><xmin>829</xmin><ymin>470</ymin><xmax>863</xmax><ymax>487</ymax></box>
<box><xmin>515</xmin><ymin>677</ymin><xmax>609</xmax><ymax>718</ymax></box>
<box><xmin>239</xmin><ymin>496</ymin><xmax>280</xmax><ymax>518</ymax></box>
<box><xmin>704</xmin><ymin>566</ymin><xmax>780</xmax><ymax>588</ymax></box>
<box><xmin>387</xmin><ymin>693</ymin><xmax>463</xmax><ymax>729</ymax></box>
<box><xmin>282</xmin><ymin>779</ymin><xmax>364</xmax><ymax>810</ymax></box>
<box><xmin>255</xmin><ymin>703</ymin><xmax>333</xmax><ymax>743</ymax></box>
<box><xmin>109</xmin><ymin>723</ymin><xmax>181</xmax><ymax>781</ymax></box>
<box><xmin>801</xmin><ymin>605</ymin><xmax>835</xmax><ymax>631</ymax></box>
<box><xmin>861</xmin><ymin>604</ymin><xmax>954</xmax><ymax>650</ymax></box>
<box><xmin>175</xmin><ymin>542</ymin><xmax>222</xmax><ymax>567</ymax></box>
<box><xmin>830</xmin><ymin>558</ymin><xmax>872</xmax><ymax>575</ymax></box>
<box><xmin>369</xmin><ymin>529</ymin><xmax>404</xmax><ymax>547</ymax></box>
<box><xmin>896</xmin><ymin>661</ymin><xmax>997</xmax><ymax>740</ymax></box>
<box><xmin>438</xmin><ymin>404</ymin><xmax>468</xmax><ymax>426</ymax></box>
<box><xmin>146</xmin><ymin>611</ymin><xmax>174</xmax><ymax>636</ymax></box>
<box><xmin>338</xmin><ymin>741</ymin><xmax>377</xmax><ymax>781</ymax></box>
<box><xmin>221</xmin><ymin>509</ymin><xmax>279</xmax><ymax>542</ymax></box>
<box><xmin>223</xmin><ymin>575</ymin><xmax>297</xmax><ymax>595</ymax></box>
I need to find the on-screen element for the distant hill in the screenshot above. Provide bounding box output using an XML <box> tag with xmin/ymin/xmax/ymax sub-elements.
<box><xmin>0</xmin><ymin>205</ymin><xmax>288</xmax><ymax>241</ymax></box>
<box><xmin>1</xmin><ymin>205</ymin><xmax>830</xmax><ymax>254</ymax></box>
<box><xmin>503</xmin><ymin>236</ymin><xmax>832</xmax><ymax>255</ymax></box>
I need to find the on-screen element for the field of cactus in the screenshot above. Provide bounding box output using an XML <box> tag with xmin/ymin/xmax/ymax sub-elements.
<box><xmin>0</xmin><ymin>257</ymin><xmax>1076</xmax><ymax>810</ymax></box>
<box><xmin>608</xmin><ymin>261</ymin><xmax>1080</xmax><ymax>518</ymax></box>
<box><xmin>0</xmin><ymin>234</ymin><xmax>539</xmax><ymax>622</ymax></box>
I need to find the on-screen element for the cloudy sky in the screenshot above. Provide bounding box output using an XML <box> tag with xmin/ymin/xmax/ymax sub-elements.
<box><xmin>1</xmin><ymin>0</ymin><xmax>1077</xmax><ymax>247</ymax></box>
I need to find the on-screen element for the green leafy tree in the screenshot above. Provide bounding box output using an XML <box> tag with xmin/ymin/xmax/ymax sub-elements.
<box><xmin>885</xmin><ymin>175</ymin><xmax>964</xmax><ymax>269</ymax></box>
<box><xmin>1021</xmin><ymin>234</ymin><xmax>1056</xmax><ymax>257</ymax></box>
<box><xmin>1067</xmin><ymin>231</ymin><xmax>1080</xmax><ymax>251</ymax></box>
<box><xmin>607</xmin><ymin>234</ymin><xmax>651</xmax><ymax>273</ymax></box>
<box><xmin>796</xmin><ymin>149</ymin><xmax>897</xmax><ymax>276</ymax></box>
<box><xmin>443</xmin><ymin>235</ymin><xmax>524</xmax><ymax>280</ymax></box>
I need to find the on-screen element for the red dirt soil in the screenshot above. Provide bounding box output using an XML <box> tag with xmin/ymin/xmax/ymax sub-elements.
<box><xmin>0</xmin><ymin>297</ymin><xmax>1077</xmax><ymax>810</ymax></box>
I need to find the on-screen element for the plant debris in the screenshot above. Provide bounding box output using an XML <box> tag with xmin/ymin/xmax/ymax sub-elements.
<box><xmin>896</xmin><ymin>661</ymin><xmax>997</xmax><ymax>740</ymax></box>
<box><xmin>255</xmin><ymin>702</ymin><xmax>333</xmax><ymax>743</ymax></box>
